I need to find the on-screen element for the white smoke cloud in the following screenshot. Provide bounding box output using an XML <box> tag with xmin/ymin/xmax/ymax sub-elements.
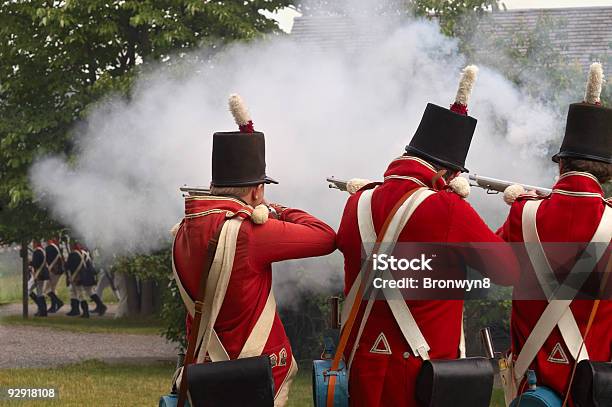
<box><xmin>29</xmin><ymin>3</ymin><xmax>563</xmax><ymax>302</ymax></box>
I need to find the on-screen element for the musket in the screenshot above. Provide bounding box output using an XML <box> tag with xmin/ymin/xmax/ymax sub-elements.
<box><xmin>327</xmin><ymin>177</ymin><xmax>349</xmax><ymax>192</ymax></box>
<box><xmin>468</xmin><ymin>174</ymin><xmax>552</xmax><ymax>196</ymax></box>
<box><xmin>329</xmin><ymin>174</ymin><xmax>552</xmax><ymax>197</ymax></box>
<box><xmin>179</xmin><ymin>186</ymin><xmax>211</xmax><ymax>197</ymax></box>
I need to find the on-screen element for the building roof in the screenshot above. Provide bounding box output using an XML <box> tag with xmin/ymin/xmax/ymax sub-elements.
<box><xmin>291</xmin><ymin>14</ymin><xmax>386</xmax><ymax>51</ymax></box>
<box><xmin>291</xmin><ymin>7</ymin><xmax>612</xmax><ymax>69</ymax></box>
<box><xmin>484</xmin><ymin>6</ymin><xmax>612</xmax><ymax>69</ymax></box>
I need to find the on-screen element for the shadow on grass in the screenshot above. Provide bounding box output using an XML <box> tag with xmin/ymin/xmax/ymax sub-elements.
<box><xmin>0</xmin><ymin>314</ymin><xmax>163</xmax><ymax>335</ymax></box>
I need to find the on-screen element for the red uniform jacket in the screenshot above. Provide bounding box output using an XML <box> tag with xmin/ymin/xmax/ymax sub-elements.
<box><xmin>173</xmin><ymin>195</ymin><xmax>336</xmax><ymax>396</ymax></box>
<box><xmin>337</xmin><ymin>156</ymin><xmax>519</xmax><ymax>407</ymax></box>
<box><xmin>497</xmin><ymin>172</ymin><xmax>612</xmax><ymax>403</ymax></box>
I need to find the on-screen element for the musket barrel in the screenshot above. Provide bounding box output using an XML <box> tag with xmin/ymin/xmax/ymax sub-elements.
<box><xmin>327</xmin><ymin>177</ymin><xmax>349</xmax><ymax>192</ymax></box>
<box><xmin>468</xmin><ymin>174</ymin><xmax>551</xmax><ymax>196</ymax></box>
<box><xmin>180</xmin><ymin>186</ymin><xmax>211</xmax><ymax>196</ymax></box>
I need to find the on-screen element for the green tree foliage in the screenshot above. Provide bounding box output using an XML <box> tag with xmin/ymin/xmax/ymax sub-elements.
<box><xmin>0</xmin><ymin>0</ymin><xmax>292</xmax><ymax>243</ymax></box>
<box><xmin>409</xmin><ymin>0</ymin><xmax>500</xmax><ymax>37</ymax></box>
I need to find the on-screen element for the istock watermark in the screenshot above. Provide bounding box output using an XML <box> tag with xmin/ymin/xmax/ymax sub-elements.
<box><xmin>358</xmin><ymin>242</ymin><xmax>612</xmax><ymax>301</ymax></box>
<box><xmin>372</xmin><ymin>276</ymin><xmax>491</xmax><ymax>291</ymax></box>
<box><xmin>372</xmin><ymin>254</ymin><xmax>434</xmax><ymax>271</ymax></box>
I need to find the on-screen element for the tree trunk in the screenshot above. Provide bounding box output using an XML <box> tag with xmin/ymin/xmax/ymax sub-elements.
<box><xmin>152</xmin><ymin>281</ymin><xmax>161</xmax><ymax>314</ymax></box>
<box><xmin>125</xmin><ymin>274</ymin><xmax>140</xmax><ymax>316</ymax></box>
<box><xmin>140</xmin><ymin>279</ymin><xmax>154</xmax><ymax>317</ymax></box>
<box><xmin>20</xmin><ymin>241</ymin><xmax>29</xmax><ymax>319</ymax></box>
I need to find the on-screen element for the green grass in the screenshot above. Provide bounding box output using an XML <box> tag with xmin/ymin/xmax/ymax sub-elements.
<box><xmin>0</xmin><ymin>359</ymin><xmax>506</xmax><ymax>407</ymax></box>
<box><xmin>0</xmin><ymin>272</ymin><xmax>118</xmax><ymax>306</ymax></box>
<box><xmin>0</xmin><ymin>360</ymin><xmax>175</xmax><ymax>407</ymax></box>
<box><xmin>0</xmin><ymin>273</ymin><xmax>21</xmax><ymax>304</ymax></box>
<box><xmin>0</xmin><ymin>361</ymin><xmax>312</xmax><ymax>407</ymax></box>
<box><xmin>491</xmin><ymin>389</ymin><xmax>505</xmax><ymax>407</ymax></box>
<box><xmin>288</xmin><ymin>368</ymin><xmax>312</xmax><ymax>407</ymax></box>
<box><xmin>0</xmin><ymin>314</ymin><xmax>164</xmax><ymax>335</ymax></box>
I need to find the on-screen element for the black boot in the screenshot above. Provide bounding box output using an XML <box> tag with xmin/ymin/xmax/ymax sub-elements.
<box><xmin>29</xmin><ymin>292</ymin><xmax>37</xmax><ymax>303</ymax></box>
<box><xmin>47</xmin><ymin>292</ymin><xmax>64</xmax><ymax>313</ymax></box>
<box><xmin>35</xmin><ymin>296</ymin><xmax>48</xmax><ymax>317</ymax></box>
<box><xmin>66</xmin><ymin>299</ymin><xmax>80</xmax><ymax>316</ymax></box>
<box><xmin>90</xmin><ymin>294</ymin><xmax>107</xmax><ymax>316</ymax></box>
<box><xmin>80</xmin><ymin>300</ymin><xmax>89</xmax><ymax>318</ymax></box>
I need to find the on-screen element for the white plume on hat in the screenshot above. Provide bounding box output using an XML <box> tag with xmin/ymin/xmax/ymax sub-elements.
<box><xmin>228</xmin><ymin>93</ymin><xmax>252</xmax><ymax>126</ymax></box>
<box><xmin>584</xmin><ymin>62</ymin><xmax>604</xmax><ymax>105</ymax></box>
<box><xmin>454</xmin><ymin>65</ymin><xmax>479</xmax><ymax>106</ymax></box>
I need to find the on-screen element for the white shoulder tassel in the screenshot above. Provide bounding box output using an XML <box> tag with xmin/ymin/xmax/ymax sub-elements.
<box><xmin>454</xmin><ymin>65</ymin><xmax>479</xmax><ymax>106</ymax></box>
<box><xmin>503</xmin><ymin>184</ymin><xmax>526</xmax><ymax>206</ymax></box>
<box><xmin>251</xmin><ymin>204</ymin><xmax>269</xmax><ymax>224</ymax></box>
<box><xmin>584</xmin><ymin>62</ymin><xmax>604</xmax><ymax>105</ymax></box>
<box><xmin>228</xmin><ymin>93</ymin><xmax>251</xmax><ymax>126</ymax></box>
<box><xmin>448</xmin><ymin>177</ymin><xmax>470</xmax><ymax>198</ymax></box>
<box><xmin>170</xmin><ymin>222</ymin><xmax>181</xmax><ymax>237</ymax></box>
<box><xmin>347</xmin><ymin>178</ymin><xmax>371</xmax><ymax>195</ymax></box>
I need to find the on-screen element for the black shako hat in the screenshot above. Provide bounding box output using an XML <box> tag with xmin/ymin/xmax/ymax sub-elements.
<box><xmin>210</xmin><ymin>94</ymin><xmax>278</xmax><ymax>187</ymax></box>
<box><xmin>552</xmin><ymin>103</ymin><xmax>612</xmax><ymax>163</ymax></box>
<box><xmin>405</xmin><ymin>65</ymin><xmax>479</xmax><ymax>173</ymax></box>
<box><xmin>212</xmin><ymin>131</ymin><xmax>277</xmax><ymax>187</ymax></box>
<box><xmin>406</xmin><ymin>103</ymin><xmax>477</xmax><ymax>173</ymax></box>
<box><xmin>553</xmin><ymin>63</ymin><xmax>612</xmax><ymax>164</ymax></box>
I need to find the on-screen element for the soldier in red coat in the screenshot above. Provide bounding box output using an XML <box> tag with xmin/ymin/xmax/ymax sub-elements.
<box><xmin>29</xmin><ymin>240</ymin><xmax>49</xmax><ymax>317</ymax></box>
<box><xmin>497</xmin><ymin>63</ymin><xmax>612</xmax><ymax>405</ymax></box>
<box><xmin>172</xmin><ymin>94</ymin><xmax>336</xmax><ymax>406</ymax></box>
<box><xmin>44</xmin><ymin>238</ymin><xmax>65</xmax><ymax>313</ymax></box>
<box><xmin>336</xmin><ymin>66</ymin><xmax>520</xmax><ymax>407</ymax></box>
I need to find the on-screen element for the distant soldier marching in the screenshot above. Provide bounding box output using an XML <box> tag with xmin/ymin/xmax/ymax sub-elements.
<box><xmin>84</xmin><ymin>247</ymin><xmax>107</xmax><ymax>315</ymax></box>
<box><xmin>43</xmin><ymin>238</ymin><xmax>65</xmax><ymax>313</ymax></box>
<box><xmin>28</xmin><ymin>240</ymin><xmax>50</xmax><ymax>317</ymax></box>
<box><xmin>64</xmin><ymin>242</ymin><xmax>107</xmax><ymax>318</ymax></box>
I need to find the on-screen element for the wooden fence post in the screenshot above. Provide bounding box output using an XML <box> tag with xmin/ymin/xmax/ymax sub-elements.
<box><xmin>20</xmin><ymin>241</ymin><xmax>28</xmax><ymax>319</ymax></box>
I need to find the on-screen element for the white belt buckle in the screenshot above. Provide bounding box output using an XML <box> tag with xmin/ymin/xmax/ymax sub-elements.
<box><xmin>416</xmin><ymin>345</ymin><xmax>429</xmax><ymax>360</ymax></box>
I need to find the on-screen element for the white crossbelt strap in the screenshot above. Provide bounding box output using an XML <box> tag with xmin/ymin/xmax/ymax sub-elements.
<box><xmin>341</xmin><ymin>189</ymin><xmax>377</xmax><ymax>327</ymax></box>
<box><xmin>70</xmin><ymin>252</ymin><xmax>85</xmax><ymax>282</ymax></box>
<box><xmin>345</xmin><ymin>187</ymin><xmax>435</xmax><ymax>367</ymax></box>
<box><xmin>514</xmin><ymin>201</ymin><xmax>612</xmax><ymax>381</ymax></box>
<box><xmin>47</xmin><ymin>244</ymin><xmax>61</xmax><ymax>271</ymax></box>
<box><xmin>171</xmin><ymin>218</ymin><xmax>276</xmax><ymax>363</ymax></box>
<box><xmin>32</xmin><ymin>249</ymin><xmax>47</xmax><ymax>280</ymax></box>
<box><xmin>238</xmin><ymin>289</ymin><xmax>276</xmax><ymax>359</ymax></box>
<box><xmin>523</xmin><ymin>201</ymin><xmax>591</xmax><ymax>363</ymax></box>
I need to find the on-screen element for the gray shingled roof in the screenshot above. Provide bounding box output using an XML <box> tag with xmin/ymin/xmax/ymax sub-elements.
<box><xmin>291</xmin><ymin>14</ymin><xmax>387</xmax><ymax>51</ymax></box>
<box><xmin>484</xmin><ymin>6</ymin><xmax>612</xmax><ymax>69</ymax></box>
<box><xmin>291</xmin><ymin>7</ymin><xmax>612</xmax><ymax>69</ymax></box>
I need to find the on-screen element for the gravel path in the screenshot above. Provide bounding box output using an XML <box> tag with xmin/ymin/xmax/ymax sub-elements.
<box><xmin>0</xmin><ymin>304</ymin><xmax>178</xmax><ymax>369</ymax></box>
